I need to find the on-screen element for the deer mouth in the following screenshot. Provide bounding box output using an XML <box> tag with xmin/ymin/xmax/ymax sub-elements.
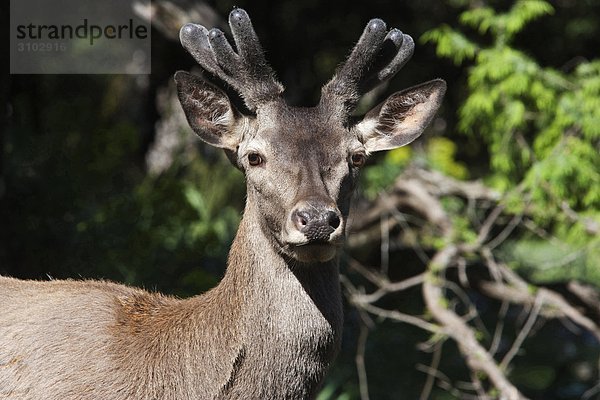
<box><xmin>283</xmin><ymin>238</ymin><xmax>343</xmax><ymax>263</ymax></box>
<box><xmin>290</xmin><ymin>243</ymin><xmax>338</xmax><ymax>263</ymax></box>
<box><xmin>280</xmin><ymin>211</ymin><xmax>345</xmax><ymax>263</ymax></box>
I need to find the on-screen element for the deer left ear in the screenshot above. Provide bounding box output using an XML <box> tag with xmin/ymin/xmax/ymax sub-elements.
<box><xmin>356</xmin><ymin>79</ymin><xmax>446</xmax><ymax>152</ymax></box>
<box><xmin>174</xmin><ymin>70</ymin><xmax>246</xmax><ymax>151</ymax></box>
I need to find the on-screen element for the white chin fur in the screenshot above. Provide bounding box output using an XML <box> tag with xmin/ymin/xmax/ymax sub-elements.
<box><xmin>291</xmin><ymin>244</ymin><xmax>338</xmax><ymax>263</ymax></box>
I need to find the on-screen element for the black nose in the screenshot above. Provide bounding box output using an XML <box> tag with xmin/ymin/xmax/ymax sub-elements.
<box><xmin>292</xmin><ymin>206</ymin><xmax>341</xmax><ymax>242</ymax></box>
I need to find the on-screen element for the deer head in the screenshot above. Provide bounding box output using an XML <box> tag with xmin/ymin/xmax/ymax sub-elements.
<box><xmin>175</xmin><ymin>9</ymin><xmax>445</xmax><ymax>264</ymax></box>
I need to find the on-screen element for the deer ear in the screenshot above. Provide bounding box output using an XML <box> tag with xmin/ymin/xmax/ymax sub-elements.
<box><xmin>174</xmin><ymin>71</ymin><xmax>245</xmax><ymax>151</ymax></box>
<box><xmin>356</xmin><ymin>79</ymin><xmax>446</xmax><ymax>152</ymax></box>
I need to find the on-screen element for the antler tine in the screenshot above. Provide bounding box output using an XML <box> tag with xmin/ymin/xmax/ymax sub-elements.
<box><xmin>363</xmin><ymin>29</ymin><xmax>415</xmax><ymax>92</ymax></box>
<box><xmin>321</xmin><ymin>19</ymin><xmax>415</xmax><ymax>115</ymax></box>
<box><xmin>179</xmin><ymin>8</ymin><xmax>283</xmax><ymax>112</ymax></box>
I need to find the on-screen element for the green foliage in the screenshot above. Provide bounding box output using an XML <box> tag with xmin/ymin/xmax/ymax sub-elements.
<box><xmin>459</xmin><ymin>0</ymin><xmax>553</xmax><ymax>41</ymax></box>
<box><xmin>69</xmin><ymin>153</ymin><xmax>243</xmax><ymax>296</ymax></box>
<box><xmin>503</xmin><ymin>235</ymin><xmax>600</xmax><ymax>285</ymax></box>
<box><xmin>316</xmin><ymin>380</ymin><xmax>356</xmax><ymax>400</ymax></box>
<box><xmin>361</xmin><ymin>147</ymin><xmax>412</xmax><ymax>199</ymax></box>
<box><xmin>422</xmin><ymin>0</ymin><xmax>600</xmax><ymax>286</ymax></box>
<box><xmin>96</xmin><ymin>153</ymin><xmax>244</xmax><ymax>296</ymax></box>
<box><xmin>426</xmin><ymin>137</ymin><xmax>469</xmax><ymax>180</ymax></box>
<box><xmin>361</xmin><ymin>137</ymin><xmax>468</xmax><ymax>200</ymax></box>
<box><xmin>2</xmin><ymin>74</ymin><xmax>244</xmax><ymax>296</ymax></box>
<box><xmin>421</xmin><ymin>25</ymin><xmax>478</xmax><ymax>65</ymax></box>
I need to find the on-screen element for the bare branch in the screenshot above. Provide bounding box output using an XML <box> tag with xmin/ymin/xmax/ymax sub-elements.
<box><xmin>476</xmin><ymin>204</ymin><xmax>505</xmax><ymax>245</ymax></box>
<box><xmin>380</xmin><ymin>211</ymin><xmax>390</xmax><ymax>275</ymax></box>
<box><xmin>423</xmin><ymin>247</ymin><xmax>529</xmax><ymax>400</ymax></box>
<box><xmin>486</xmin><ymin>213</ymin><xmax>523</xmax><ymax>250</ymax></box>
<box><xmin>500</xmin><ymin>294</ymin><xmax>543</xmax><ymax>370</ymax></box>
<box><xmin>568</xmin><ymin>281</ymin><xmax>600</xmax><ymax>316</ymax></box>
<box><xmin>356</xmin><ymin>302</ymin><xmax>440</xmax><ymax>333</ymax></box>
<box><xmin>351</xmin><ymin>167</ymin><xmax>497</xmax><ymax>234</ymax></box>
<box><xmin>346</xmin><ymin>257</ymin><xmax>425</xmax><ymax>303</ymax></box>
<box><xmin>344</xmin><ymin>165</ymin><xmax>598</xmax><ymax>398</ymax></box>
<box><xmin>356</xmin><ymin>321</ymin><xmax>371</xmax><ymax>400</ymax></box>
<box><xmin>489</xmin><ymin>300</ymin><xmax>509</xmax><ymax>356</ymax></box>
<box><xmin>133</xmin><ymin>0</ymin><xmax>224</xmax><ymax>41</ymax></box>
<box><xmin>342</xmin><ymin>263</ymin><xmax>438</xmax><ymax>333</ymax></box>
<box><xmin>419</xmin><ymin>340</ymin><xmax>443</xmax><ymax>400</ymax></box>
<box><xmin>400</xmin><ymin>168</ymin><xmax>500</xmax><ymax>201</ymax></box>
<box><xmin>582</xmin><ymin>381</ymin><xmax>600</xmax><ymax>400</ymax></box>
<box><xmin>479</xmin><ymin>279</ymin><xmax>600</xmax><ymax>343</ymax></box>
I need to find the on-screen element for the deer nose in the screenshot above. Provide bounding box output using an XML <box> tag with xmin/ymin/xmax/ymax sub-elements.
<box><xmin>292</xmin><ymin>206</ymin><xmax>341</xmax><ymax>242</ymax></box>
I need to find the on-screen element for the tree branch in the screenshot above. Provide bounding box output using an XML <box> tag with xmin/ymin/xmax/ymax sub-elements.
<box><xmin>479</xmin><ymin>279</ymin><xmax>600</xmax><ymax>343</ymax></box>
<box><xmin>423</xmin><ymin>246</ymin><xmax>529</xmax><ymax>400</ymax></box>
<box><xmin>344</xmin><ymin>165</ymin><xmax>598</xmax><ymax>397</ymax></box>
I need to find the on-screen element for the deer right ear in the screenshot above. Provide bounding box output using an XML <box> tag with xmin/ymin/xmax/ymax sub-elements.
<box><xmin>174</xmin><ymin>71</ymin><xmax>245</xmax><ymax>151</ymax></box>
<box><xmin>356</xmin><ymin>79</ymin><xmax>446</xmax><ymax>153</ymax></box>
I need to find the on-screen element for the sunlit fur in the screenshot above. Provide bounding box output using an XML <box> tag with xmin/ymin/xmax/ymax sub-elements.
<box><xmin>0</xmin><ymin>8</ymin><xmax>445</xmax><ymax>400</ymax></box>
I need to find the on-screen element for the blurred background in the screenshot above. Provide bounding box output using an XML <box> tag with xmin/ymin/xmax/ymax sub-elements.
<box><xmin>2</xmin><ymin>0</ymin><xmax>600</xmax><ymax>399</ymax></box>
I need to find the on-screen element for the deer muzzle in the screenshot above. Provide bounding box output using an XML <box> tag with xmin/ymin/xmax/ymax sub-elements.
<box><xmin>288</xmin><ymin>198</ymin><xmax>343</xmax><ymax>245</ymax></box>
<box><xmin>292</xmin><ymin>208</ymin><xmax>341</xmax><ymax>242</ymax></box>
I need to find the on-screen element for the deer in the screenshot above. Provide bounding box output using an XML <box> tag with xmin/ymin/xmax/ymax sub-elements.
<box><xmin>0</xmin><ymin>8</ymin><xmax>445</xmax><ymax>400</ymax></box>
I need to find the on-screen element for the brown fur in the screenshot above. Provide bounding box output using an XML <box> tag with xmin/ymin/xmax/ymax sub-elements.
<box><xmin>1</xmin><ymin>9</ymin><xmax>445</xmax><ymax>400</ymax></box>
<box><xmin>1</xmin><ymin>214</ymin><xmax>342</xmax><ymax>399</ymax></box>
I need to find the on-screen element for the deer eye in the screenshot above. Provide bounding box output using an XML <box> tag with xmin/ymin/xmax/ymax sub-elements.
<box><xmin>350</xmin><ymin>152</ymin><xmax>366</xmax><ymax>168</ymax></box>
<box><xmin>248</xmin><ymin>152</ymin><xmax>263</xmax><ymax>166</ymax></box>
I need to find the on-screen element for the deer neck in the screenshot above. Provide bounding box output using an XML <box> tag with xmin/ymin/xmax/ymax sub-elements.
<box><xmin>222</xmin><ymin>200</ymin><xmax>343</xmax><ymax>336</ymax></box>
<box><xmin>211</xmin><ymin>200</ymin><xmax>342</xmax><ymax>362</ymax></box>
<box><xmin>112</xmin><ymin>198</ymin><xmax>343</xmax><ymax>397</ymax></box>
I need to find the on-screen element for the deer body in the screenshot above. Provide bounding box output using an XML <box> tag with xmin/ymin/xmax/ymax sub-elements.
<box><xmin>1</xmin><ymin>209</ymin><xmax>342</xmax><ymax>399</ymax></box>
<box><xmin>1</xmin><ymin>9</ymin><xmax>444</xmax><ymax>400</ymax></box>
